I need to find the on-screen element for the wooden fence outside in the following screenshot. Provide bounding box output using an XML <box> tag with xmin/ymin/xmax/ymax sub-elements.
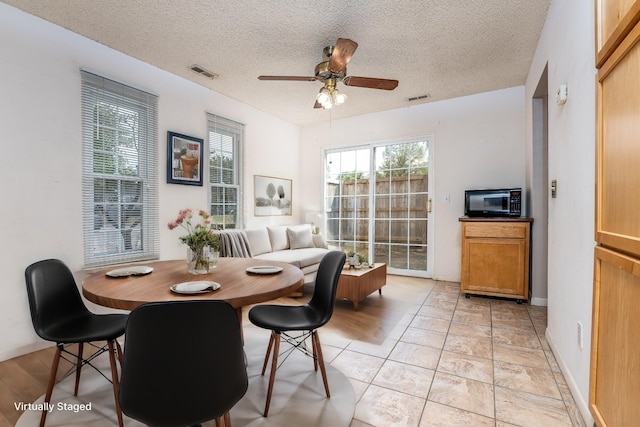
<box><xmin>326</xmin><ymin>174</ymin><xmax>428</xmax><ymax>244</ymax></box>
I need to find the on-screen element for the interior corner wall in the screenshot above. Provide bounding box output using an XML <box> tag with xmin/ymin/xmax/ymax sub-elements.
<box><xmin>0</xmin><ymin>3</ymin><xmax>300</xmax><ymax>361</ymax></box>
<box><xmin>524</xmin><ymin>0</ymin><xmax>596</xmax><ymax>424</ymax></box>
<box><xmin>299</xmin><ymin>86</ymin><xmax>526</xmax><ymax>282</ymax></box>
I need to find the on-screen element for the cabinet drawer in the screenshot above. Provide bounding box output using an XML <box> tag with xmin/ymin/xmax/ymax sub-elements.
<box><xmin>463</xmin><ymin>222</ymin><xmax>527</xmax><ymax>239</ymax></box>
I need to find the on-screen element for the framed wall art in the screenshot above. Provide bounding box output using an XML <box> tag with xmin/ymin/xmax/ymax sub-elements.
<box><xmin>254</xmin><ymin>175</ymin><xmax>292</xmax><ymax>216</ymax></box>
<box><xmin>167</xmin><ymin>131</ymin><xmax>203</xmax><ymax>186</ymax></box>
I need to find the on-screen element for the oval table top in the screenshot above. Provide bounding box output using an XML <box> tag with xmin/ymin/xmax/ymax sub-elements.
<box><xmin>82</xmin><ymin>257</ymin><xmax>304</xmax><ymax>311</ymax></box>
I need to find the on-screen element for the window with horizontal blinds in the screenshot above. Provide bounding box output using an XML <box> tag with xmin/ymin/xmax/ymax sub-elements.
<box><xmin>207</xmin><ymin>113</ymin><xmax>243</xmax><ymax>229</ymax></box>
<box><xmin>81</xmin><ymin>70</ymin><xmax>159</xmax><ymax>268</ymax></box>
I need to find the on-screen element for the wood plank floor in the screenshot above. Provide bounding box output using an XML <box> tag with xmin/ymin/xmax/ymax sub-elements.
<box><xmin>0</xmin><ymin>344</ymin><xmax>82</xmax><ymax>426</ymax></box>
<box><xmin>1</xmin><ymin>275</ymin><xmax>427</xmax><ymax>426</ymax></box>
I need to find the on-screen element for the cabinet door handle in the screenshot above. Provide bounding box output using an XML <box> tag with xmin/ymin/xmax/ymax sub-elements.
<box><xmin>428</xmin><ymin>198</ymin><xmax>432</xmax><ymax>213</ymax></box>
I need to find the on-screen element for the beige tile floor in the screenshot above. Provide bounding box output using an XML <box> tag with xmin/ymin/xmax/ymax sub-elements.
<box><xmin>319</xmin><ymin>280</ymin><xmax>587</xmax><ymax>427</ymax></box>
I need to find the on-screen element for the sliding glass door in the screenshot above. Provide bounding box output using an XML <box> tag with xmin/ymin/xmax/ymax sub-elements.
<box><xmin>324</xmin><ymin>138</ymin><xmax>432</xmax><ymax>277</ymax></box>
<box><xmin>325</xmin><ymin>148</ymin><xmax>371</xmax><ymax>261</ymax></box>
<box><xmin>373</xmin><ymin>141</ymin><xmax>429</xmax><ymax>275</ymax></box>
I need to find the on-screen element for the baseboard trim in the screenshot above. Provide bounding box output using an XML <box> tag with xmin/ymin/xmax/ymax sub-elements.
<box><xmin>0</xmin><ymin>340</ymin><xmax>51</xmax><ymax>363</ymax></box>
<box><xmin>432</xmin><ymin>274</ymin><xmax>460</xmax><ymax>283</ymax></box>
<box><xmin>530</xmin><ymin>297</ymin><xmax>548</xmax><ymax>306</ymax></box>
<box><xmin>545</xmin><ymin>328</ymin><xmax>594</xmax><ymax>426</ymax></box>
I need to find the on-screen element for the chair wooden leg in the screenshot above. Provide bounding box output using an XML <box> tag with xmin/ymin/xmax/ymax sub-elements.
<box><xmin>40</xmin><ymin>345</ymin><xmax>62</xmax><ymax>427</ymax></box>
<box><xmin>74</xmin><ymin>342</ymin><xmax>83</xmax><ymax>396</ymax></box>
<box><xmin>215</xmin><ymin>411</ymin><xmax>231</xmax><ymax>427</ymax></box>
<box><xmin>115</xmin><ymin>339</ymin><xmax>123</xmax><ymax>365</ymax></box>
<box><xmin>263</xmin><ymin>332</ymin><xmax>280</xmax><ymax>417</ymax></box>
<box><xmin>261</xmin><ymin>331</ymin><xmax>275</xmax><ymax>375</ymax></box>
<box><xmin>313</xmin><ymin>331</ymin><xmax>330</xmax><ymax>398</ymax></box>
<box><xmin>107</xmin><ymin>340</ymin><xmax>123</xmax><ymax>427</ymax></box>
<box><xmin>311</xmin><ymin>331</ymin><xmax>318</xmax><ymax>371</ymax></box>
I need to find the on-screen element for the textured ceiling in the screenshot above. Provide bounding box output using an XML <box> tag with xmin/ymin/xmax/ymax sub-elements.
<box><xmin>4</xmin><ymin>0</ymin><xmax>551</xmax><ymax>126</ymax></box>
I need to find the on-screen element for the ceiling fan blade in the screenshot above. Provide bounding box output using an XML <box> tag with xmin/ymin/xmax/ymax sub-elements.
<box><xmin>328</xmin><ymin>38</ymin><xmax>358</xmax><ymax>74</ymax></box>
<box><xmin>343</xmin><ymin>76</ymin><xmax>399</xmax><ymax>90</ymax></box>
<box><xmin>314</xmin><ymin>100</ymin><xmax>323</xmax><ymax>109</ymax></box>
<box><xmin>258</xmin><ymin>76</ymin><xmax>317</xmax><ymax>81</ymax></box>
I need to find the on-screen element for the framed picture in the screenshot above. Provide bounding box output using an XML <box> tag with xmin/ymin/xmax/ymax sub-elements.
<box><xmin>167</xmin><ymin>131</ymin><xmax>204</xmax><ymax>186</ymax></box>
<box><xmin>254</xmin><ymin>175</ymin><xmax>292</xmax><ymax>216</ymax></box>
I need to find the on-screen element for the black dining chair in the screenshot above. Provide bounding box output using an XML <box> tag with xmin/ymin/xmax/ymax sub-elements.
<box><xmin>24</xmin><ymin>259</ymin><xmax>127</xmax><ymax>427</ymax></box>
<box><xmin>118</xmin><ymin>300</ymin><xmax>248</xmax><ymax>427</ymax></box>
<box><xmin>248</xmin><ymin>250</ymin><xmax>346</xmax><ymax>416</ymax></box>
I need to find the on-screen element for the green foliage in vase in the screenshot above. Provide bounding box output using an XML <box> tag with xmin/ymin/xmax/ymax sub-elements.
<box><xmin>167</xmin><ymin>208</ymin><xmax>220</xmax><ymax>252</ymax></box>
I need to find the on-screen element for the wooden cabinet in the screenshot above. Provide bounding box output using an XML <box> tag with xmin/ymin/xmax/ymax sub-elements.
<box><xmin>590</xmin><ymin>247</ymin><xmax>640</xmax><ymax>426</ymax></box>
<box><xmin>460</xmin><ymin>218</ymin><xmax>532</xmax><ymax>303</ymax></box>
<box><xmin>592</xmin><ymin>7</ymin><xmax>640</xmax><ymax>427</ymax></box>
<box><xmin>595</xmin><ymin>0</ymin><xmax>640</xmax><ymax>66</ymax></box>
<box><xmin>596</xmin><ymin>20</ymin><xmax>640</xmax><ymax>258</ymax></box>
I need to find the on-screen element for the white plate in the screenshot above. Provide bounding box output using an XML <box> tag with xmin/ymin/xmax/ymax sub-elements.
<box><xmin>106</xmin><ymin>266</ymin><xmax>154</xmax><ymax>277</ymax></box>
<box><xmin>170</xmin><ymin>281</ymin><xmax>221</xmax><ymax>294</ymax></box>
<box><xmin>246</xmin><ymin>265</ymin><xmax>284</xmax><ymax>275</ymax></box>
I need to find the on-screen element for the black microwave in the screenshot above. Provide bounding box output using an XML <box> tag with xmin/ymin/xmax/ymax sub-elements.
<box><xmin>464</xmin><ymin>188</ymin><xmax>522</xmax><ymax>217</ymax></box>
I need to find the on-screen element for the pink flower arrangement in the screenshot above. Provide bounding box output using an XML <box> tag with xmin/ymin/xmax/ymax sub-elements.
<box><xmin>167</xmin><ymin>208</ymin><xmax>220</xmax><ymax>252</ymax></box>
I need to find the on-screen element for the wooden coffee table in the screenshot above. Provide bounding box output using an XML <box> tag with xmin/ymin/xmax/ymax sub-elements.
<box><xmin>336</xmin><ymin>263</ymin><xmax>387</xmax><ymax>310</ymax></box>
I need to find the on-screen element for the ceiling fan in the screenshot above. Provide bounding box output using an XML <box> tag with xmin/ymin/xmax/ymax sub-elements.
<box><xmin>258</xmin><ymin>38</ymin><xmax>399</xmax><ymax>109</ymax></box>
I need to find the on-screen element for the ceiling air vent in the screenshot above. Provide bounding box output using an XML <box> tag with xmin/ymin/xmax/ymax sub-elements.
<box><xmin>407</xmin><ymin>94</ymin><xmax>431</xmax><ymax>102</ymax></box>
<box><xmin>190</xmin><ymin>65</ymin><xmax>218</xmax><ymax>80</ymax></box>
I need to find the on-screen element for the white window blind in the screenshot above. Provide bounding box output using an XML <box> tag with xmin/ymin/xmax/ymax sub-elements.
<box><xmin>81</xmin><ymin>70</ymin><xmax>159</xmax><ymax>267</ymax></box>
<box><xmin>207</xmin><ymin>113</ymin><xmax>243</xmax><ymax>229</ymax></box>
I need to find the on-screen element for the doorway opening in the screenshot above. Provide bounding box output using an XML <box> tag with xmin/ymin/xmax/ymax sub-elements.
<box><xmin>530</xmin><ymin>65</ymin><xmax>549</xmax><ymax>305</ymax></box>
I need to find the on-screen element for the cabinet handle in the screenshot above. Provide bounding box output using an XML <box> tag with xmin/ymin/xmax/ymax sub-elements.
<box><xmin>428</xmin><ymin>198</ymin><xmax>432</xmax><ymax>213</ymax></box>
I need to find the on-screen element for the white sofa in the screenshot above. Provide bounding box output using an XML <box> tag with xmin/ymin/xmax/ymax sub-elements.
<box><xmin>244</xmin><ymin>225</ymin><xmax>330</xmax><ymax>284</ymax></box>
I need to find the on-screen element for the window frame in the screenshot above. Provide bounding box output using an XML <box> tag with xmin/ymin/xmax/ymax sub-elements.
<box><xmin>207</xmin><ymin>113</ymin><xmax>244</xmax><ymax>229</ymax></box>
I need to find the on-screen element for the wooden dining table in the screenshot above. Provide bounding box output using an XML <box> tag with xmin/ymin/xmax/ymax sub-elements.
<box><xmin>82</xmin><ymin>257</ymin><xmax>304</xmax><ymax>326</ymax></box>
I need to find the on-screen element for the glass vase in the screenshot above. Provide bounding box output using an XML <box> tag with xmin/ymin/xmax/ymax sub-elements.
<box><xmin>187</xmin><ymin>246</ymin><xmax>210</xmax><ymax>275</ymax></box>
<box><xmin>208</xmin><ymin>250</ymin><xmax>219</xmax><ymax>269</ymax></box>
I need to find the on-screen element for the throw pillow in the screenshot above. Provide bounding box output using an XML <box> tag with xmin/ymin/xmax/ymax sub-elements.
<box><xmin>245</xmin><ymin>228</ymin><xmax>272</xmax><ymax>256</ymax></box>
<box><xmin>267</xmin><ymin>226</ymin><xmax>290</xmax><ymax>251</ymax></box>
<box><xmin>287</xmin><ymin>227</ymin><xmax>314</xmax><ymax>250</ymax></box>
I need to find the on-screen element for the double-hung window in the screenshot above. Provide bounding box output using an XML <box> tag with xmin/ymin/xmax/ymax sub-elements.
<box><xmin>207</xmin><ymin>113</ymin><xmax>243</xmax><ymax>229</ymax></box>
<box><xmin>81</xmin><ymin>71</ymin><xmax>159</xmax><ymax>267</ymax></box>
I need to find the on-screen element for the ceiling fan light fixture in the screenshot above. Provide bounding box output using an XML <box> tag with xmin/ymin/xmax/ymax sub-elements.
<box><xmin>317</xmin><ymin>87</ymin><xmax>331</xmax><ymax>105</ymax></box>
<box><xmin>258</xmin><ymin>38</ymin><xmax>398</xmax><ymax>109</ymax></box>
<box><xmin>316</xmin><ymin>84</ymin><xmax>347</xmax><ymax>109</ymax></box>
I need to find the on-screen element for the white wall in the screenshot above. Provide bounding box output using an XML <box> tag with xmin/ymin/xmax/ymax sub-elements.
<box><xmin>0</xmin><ymin>3</ymin><xmax>300</xmax><ymax>361</ymax></box>
<box><xmin>300</xmin><ymin>87</ymin><xmax>526</xmax><ymax>281</ymax></box>
<box><xmin>524</xmin><ymin>1</ymin><xmax>596</xmax><ymax>424</ymax></box>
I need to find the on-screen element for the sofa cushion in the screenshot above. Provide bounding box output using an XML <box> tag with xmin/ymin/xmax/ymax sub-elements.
<box><xmin>253</xmin><ymin>247</ymin><xmax>328</xmax><ymax>269</ymax></box>
<box><xmin>287</xmin><ymin>226</ymin><xmax>314</xmax><ymax>249</ymax></box>
<box><xmin>312</xmin><ymin>234</ymin><xmax>328</xmax><ymax>249</ymax></box>
<box><xmin>267</xmin><ymin>226</ymin><xmax>289</xmax><ymax>251</ymax></box>
<box><xmin>245</xmin><ymin>228</ymin><xmax>272</xmax><ymax>256</ymax></box>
